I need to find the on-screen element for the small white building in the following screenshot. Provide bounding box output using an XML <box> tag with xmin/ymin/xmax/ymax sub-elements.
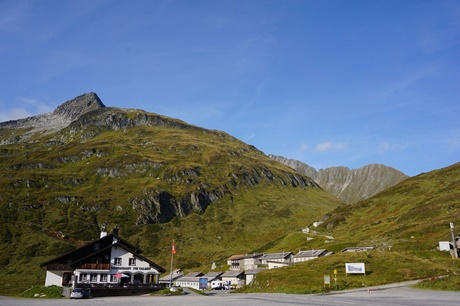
<box><xmin>244</xmin><ymin>268</ymin><xmax>266</xmax><ymax>285</ymax></box>
<box><xmin>227</xmin><ymin>253</ymin><xmax>263</xmax><ymax>271</ymax></box>
<box><xmin>267</xmin><ymin>260</ymin><xmax>290</xmax><ymax>269</ymax></box>
<box><xmin>260</xmin><ymin>252</ymin><xmax>293</xmax><ymax>267</ymax></box>
<box><xmin>220</xmin><ymin>270</ymin><xmax>245</xmax><ymax>288</ymax></box>
<box><xmin>175</xmin><ymin>272</ymin><xmax>222</xmax><ymax>290</ymax></box>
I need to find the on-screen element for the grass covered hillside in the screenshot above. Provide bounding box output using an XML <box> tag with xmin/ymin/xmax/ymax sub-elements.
<box><xmin>237</xmin><ymin>162</ymin><xmax>460</xmax><ymax>293</ymax></box>
<box><xmin>318</xmin><ymin>162</ymin><xmax>460</xmax><ymax>251</ymax></box>
<box><xmin>0</xmin><ymin>94</ymin><xmax>342</xmax><ymax>295</ymax></box>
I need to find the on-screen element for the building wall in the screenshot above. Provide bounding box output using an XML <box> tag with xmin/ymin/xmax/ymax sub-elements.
<box><xmin>110</xmin><ymin>247</ymin><xmax>161</xmax><ymax>282</ymax></box>
<box><xmin>176</xmin><ymin>280</ymin><xmax>200</xmax><ymax>290</ymax></box>
<box><xmin>268</xmin><ymin>261</ymin><xmax>289</xmax><ymax>269</ymax></box>
<box><xmin>293</xmin><ymin>257</ymin><xmax>315</xmax><ymax>263</ymax></box>
<box><xmin>45</xmin><ymin>271</ymin><xmax>65</xmax><ymax>287</ymax></box>
<box><xmin>242</xmin><ymin>258</ymin><xmax>259</xmax><ymax>270</ymax></box>
<box><xmin>245</xmin><ymin>274</ymin><xmax>255</xmax><ymax>284</ymax></box>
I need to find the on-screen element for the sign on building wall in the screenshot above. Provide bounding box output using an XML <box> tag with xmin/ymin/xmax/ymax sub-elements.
<box><xmin>345</xmin><ymin>263</ymin><xmax>365</xmax><ymax>274</ymax></box>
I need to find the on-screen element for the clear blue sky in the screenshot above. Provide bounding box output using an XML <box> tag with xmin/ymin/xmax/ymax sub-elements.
<box><xmin>1</xmin><ymin>0</ymin><xmax>459</xmax><ymax>176</ymax></box>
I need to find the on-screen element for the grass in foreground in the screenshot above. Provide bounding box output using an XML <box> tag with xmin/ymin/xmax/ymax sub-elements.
<box><xmin>150</xmin><ymin>287</ymin><xmax>184</xmax><ymax>296</ymax></box>
<box><xmin>19</xmin><ymin>285</ymin><xmax>63</xmax><ymax>299</ymax></box>
<box><xmin>413</xmin><ymin>275</ymin><xmax>460</xmax><ymax>291</ymax></box>
<box><xmin>235</xmin><ymin>251</ymin><xmax>457</xmax><ymax>294</ymax></box>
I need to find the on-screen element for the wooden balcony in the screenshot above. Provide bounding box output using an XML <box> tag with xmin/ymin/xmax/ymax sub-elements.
<box><xmin>78</xmin><ymin>263</ymin><xmax>110</xmax><ymax>270</ymax></box>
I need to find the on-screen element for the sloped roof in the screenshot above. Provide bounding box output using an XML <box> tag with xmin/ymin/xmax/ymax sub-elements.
<box><xmin>202</xmin><ymin>271</ymin><xmax>223</xmax><ymax>278</ymax></box>
<box><xmin>245</xmin><ymin>268</ymin><xmax>267</xmax><ymax>275</ymax></box>
<box><xmin>293</xmin><ymin>249</ymin><xmax>327</xmax><ymax>258</ymax></box>
<box><xmin>184</xmin><ymin>271</ymin><xmax>204</xmax><ymax>277</ymax></box>
<box><xmin>260</xmin><ymin>252</ymin><xmax>293</xmax><ymax>260</ymax></box>
<box><xmin>227</xmin><ymin>254</ymin><xmax>245</xmax><ymax>260</ymax></box>
<box><xmin>341</xmin><ymin>246</ymin><xmax>375</xmax><ymax>252</ymax></box>
<box><xmin>242</xmin><ymin>253</ymin><xmax>263</xmax><ymax>259</ymax></box>
<box><xmin>159</xmin><ymin>273</ymin><xmax>183</xmax><ymax>282</ymax></box>
<box><xmin>227</xmin><ymin>253</ymin><xmax>263</xmax><ymax>261</ymax></box>
<box><xmin>221</xmin><ymin>270</ymin><xmax>244</xmax><ymax>277</ymax></box>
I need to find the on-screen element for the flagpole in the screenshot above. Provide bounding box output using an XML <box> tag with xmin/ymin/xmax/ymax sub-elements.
<box><xmin>169</xmin><ymin>240</ymin><xmax>174</xmax><ymax>288</ymax></box>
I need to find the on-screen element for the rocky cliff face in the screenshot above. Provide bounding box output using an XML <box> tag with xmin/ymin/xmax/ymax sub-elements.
<box><xmin>269</xmin><ymin>155</ymin><xmax>408</xmax><ymax>204</ymax></box>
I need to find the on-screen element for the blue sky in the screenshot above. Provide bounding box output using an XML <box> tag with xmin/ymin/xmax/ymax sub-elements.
<box><xmin>0</xmin><ymin>0</ymin><xmax>459</xmax><ymax>176</ymax></box>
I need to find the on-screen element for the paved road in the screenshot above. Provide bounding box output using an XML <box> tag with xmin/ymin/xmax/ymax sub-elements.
<box><xmin>2</xmin><ymin>286</ymin><xmax>460</xmax><ymax>306</ymax></box>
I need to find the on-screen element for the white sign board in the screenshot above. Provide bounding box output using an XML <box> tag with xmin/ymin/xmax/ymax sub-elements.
<box><xmin>345</xmin><ymin>263</ymin><xmax>365</xmax><ymax>274</ymax></box>
<box><xmin>439</xmin><ymin>241</ymin><xmax>451</xmax><ymax>251</ymax></box>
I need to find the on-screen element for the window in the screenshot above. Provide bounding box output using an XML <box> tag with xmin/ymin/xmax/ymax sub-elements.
<box><xmin>90</xmin><ymin>274</ymin><xmax>98</xmax><ymax>282</ymax></box>
<box><xmin>129</xmin><ymin>258</ymin><xmax>136</xmax><ymax>266</ymax></box>
<box><xmin>79</xmin><ymin>273</ymin><xmax>87</xmax><ymax>282</ymax></box>
<box><xmin>110</xmin><ymin>275</ymin><xmax>118</xmax><ymax>282</ymax></box>
<box><xmin>114</xmin><ymin>257</ymin><xmax>122</xmax><ymax>266</ymax></box>
<box><xmin>94</xmin><ymin>243</ymin><xmax>100</xmax><ymax>250</ymax></box>
<box><xmin>101</xmin><ymin>274</ymin><xmax>108</xmax><ymax>282</ymax></box>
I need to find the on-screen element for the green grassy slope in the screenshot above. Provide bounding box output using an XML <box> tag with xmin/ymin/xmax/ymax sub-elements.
<box><xmin>238</xmin><ymin>162</ymin><xmax>460</xmax><ymax>293</ymax></box>
<box><xmin>319</xmin><ymin>162</ymin><xmax>460</xmax><ymax>251</ymax></box>
<box><xmin>0</xmin><ymin>108</ymin><xmax>342</xmax><ymax>295</ymax></box>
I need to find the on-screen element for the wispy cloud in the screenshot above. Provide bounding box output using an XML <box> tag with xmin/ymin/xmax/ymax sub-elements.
<box><xmin>378</xmin><ymin>141</ymin><xmax>407</xmax><ymax>154</ymax></box>
<box><xmin>17</xmin><ymin>97</ymin><xmax>53</xmax><ymax>114</ymax></box>
<box><xmin>315</xmin><ymin>141</ymin><xmax>347</xmax><ymax>152</ymax></box>
<box><xmin>243</xmin><ymin>133</ymin><xmax>256</xmax><ymax>143</ymax></box>
<box><xmin>299</xmin><ymin>143</ymin><xmax>308</xmax><ymax>152</ymax></box>
<box><xmin>0</xmin><ymin>97</ymin><xmax>53</xmax><ymax>122</ymax></box>
<box><xmin>0</xmin><ymin>107</ymin><xmax>32</xmax><ymax>122</ymax></box>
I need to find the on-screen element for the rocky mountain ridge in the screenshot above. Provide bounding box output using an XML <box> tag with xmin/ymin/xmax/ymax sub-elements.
<box><xmin>0</xmin><ymin>92</ymin><xmax>337</xmax><ymax>228</ymax></box>
<box><xmin>269</xmin><ymin>155</ymin><xmax>408</xmax><ymax>204</ymax></box>
<box><xmin>0</xmin><ymin>92</ymin><xmax>105</xmax><ymax>144</ymax></box>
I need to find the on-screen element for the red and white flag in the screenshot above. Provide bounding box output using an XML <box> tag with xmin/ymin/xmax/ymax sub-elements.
<box><xmin>172</xmin><ymin>240</ymin><xmax>176</xmax><ymax>254</ymax></box>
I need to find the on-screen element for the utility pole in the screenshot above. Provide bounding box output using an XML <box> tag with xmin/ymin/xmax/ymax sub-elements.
<box><xmin>450</xmin><ymin>223</ymin><xmax>458</xmax><ymax>259</ymax></box>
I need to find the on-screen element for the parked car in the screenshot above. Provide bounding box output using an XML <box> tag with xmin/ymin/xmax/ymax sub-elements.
<box><xmin>212</xmin><ymin>284</ymin><xmax>224</xmax><ymax>290</ymax></box>
<box><xmin>70</xmin><ymin>288</ymin><xmax>91</xmax><ymax>299</ymax></box>
<box><xmin>211</xmin><ymin>282</ymin><xmax>231</xmax><ymax>290</ymax></box>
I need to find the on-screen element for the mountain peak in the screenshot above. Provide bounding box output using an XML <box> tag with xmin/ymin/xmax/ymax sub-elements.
<box><xmin>0</xmin><ymin>92</ymin><xmax>106</xmax><ymax>144</ymax></box>
<box><xmin>53</xmin><ymin>92</ymin><xmax>105</xmax><ymax>121</ymax></box>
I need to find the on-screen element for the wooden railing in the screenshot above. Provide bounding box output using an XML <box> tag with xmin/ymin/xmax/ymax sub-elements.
<box><xmin>78</xmin><ymin>263</ymin><xmax>111</xmax><ymax>270</ymax></box>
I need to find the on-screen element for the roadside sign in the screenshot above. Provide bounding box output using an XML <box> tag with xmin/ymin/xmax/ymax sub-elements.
<box><xmin>199</xmin><ymin>278</ymin><xmax>208</xmax><ymax>290</ymax></box>
<box><xmin>324</xmin><ymin>275</ymin><xmax>330</xmax><ymax>287</ymax></box>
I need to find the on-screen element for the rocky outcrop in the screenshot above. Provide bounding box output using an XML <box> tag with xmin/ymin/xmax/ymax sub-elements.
<box><xmin>0</xmin><ymin>92</ymin><xmax>105</xmax><ymax>144</ymax></box>
<box><xmin>131</xmin><ymin>166</ymin><xmax>318</xmax><ymax>225</ymax></box>
<box><xmin>269</xmin><ymin>155</ymin><xmax>408</xmax><ymax>204</ymax></box>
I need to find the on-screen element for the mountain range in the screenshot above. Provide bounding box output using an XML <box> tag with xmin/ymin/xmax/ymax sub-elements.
<box><xmin>1</xmin><ymin>92</ymin><xmax>456</xmax><ymax>296</ymax></box>
<box><xmin>269</xmin><ymin>155</ymin><xmax>408</xmax><ymax>204</ymax></box>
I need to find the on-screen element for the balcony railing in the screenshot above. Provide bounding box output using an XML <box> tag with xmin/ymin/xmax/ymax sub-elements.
<box><xmin>78</xmin><ymin>263</ymin><xmax>111</xmax><ymax>270</ymax></box>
